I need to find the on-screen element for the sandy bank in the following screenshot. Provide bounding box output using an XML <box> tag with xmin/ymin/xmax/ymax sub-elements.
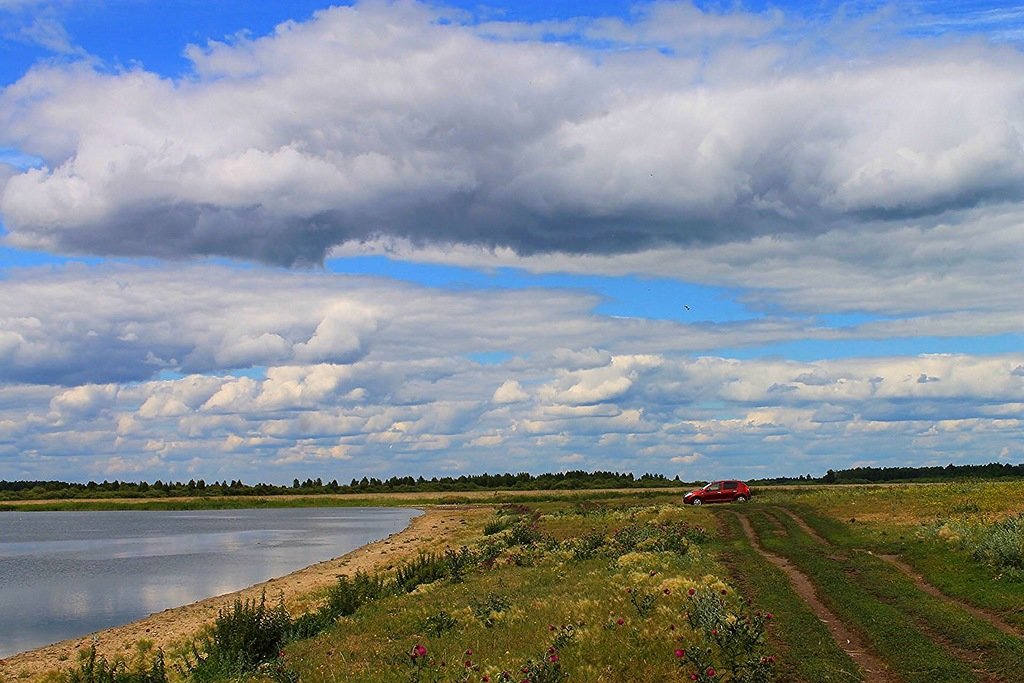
<box><xmin>0</xmin><ymin>507</ymin><xmax>483</xmax><ymax>682</ymax></box>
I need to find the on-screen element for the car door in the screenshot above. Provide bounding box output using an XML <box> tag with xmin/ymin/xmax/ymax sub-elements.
<box><xmin>705</xmin><ymin>481</ymin><xmax>725</xmax><ymax>503</ymax></box>
<box><xmin>722</xmin><ymin>480</ymin><xmax>738</xmax><ymax>501</ymax></box>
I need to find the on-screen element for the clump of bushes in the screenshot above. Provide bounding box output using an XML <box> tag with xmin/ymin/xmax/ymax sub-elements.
<box><xmin>927</xmin><ymin>512</ymin><xmax>1024</xmax><ymax>579</ymax></box>
<box><xmin>971</xmin><ymin>513</ymin><xmax>1024</xmax><ymax>577</ymax></box>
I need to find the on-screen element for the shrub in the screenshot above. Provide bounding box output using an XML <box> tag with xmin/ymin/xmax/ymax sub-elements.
<box><xmin>181</xmin><ymin>593</ymin><xmax>291</xmax><ymax>681</ymax></box>
<box><xmin>972</xmin><ymin>513</ymin><xmax>1024</xmax><ymax>574</ymax></box>
<box><xmin>676</xmin><ymin>588</ymin><xmax>776</xmax><ymax>682</ymax></box>
<box><xmin>506</xmin><ymin>519</ymin><xmax>544</xmax><ymax>547</ymax></box>
<box><xmin>628</xmin><ymin>586</ymin><xmax>658</xmax><ymax>617</ymax></box>
<box><xmin>395</xmin><ymin>552</ymin><xmax>450</xmax><ymax>592</ymax></box>
<box><xmin>927</xmin><ymin>512</ymin><xmax>1024</xmax><ymax>579</ymax></box>
<box><xmin>568</xmin><ymin>529</ymin><xmax>605</xmax><ymax>560</ymax></box>
<box><xmin>483</xmin><ymin>517</ymin><xmax>513</xmax><ymax>535</ymax></box>
<box><xmin>611</xmin><ymin>520</ymin><xmax>706</xmax><ymax>556</ymax></box>
<box><xmin>421</xmin><ymin>610</ymin><xmax>459</xmax><ymax>636</ymax></box>
<box><xmin>471</xmin><ymin>592</ymin><xmax>512</xmax><ymax>627</ymax></box>
<box><xmin>445</xmin><ymin>546</ymin><xmax>476</xmax><ymax>583</ymax></box>
<box><xmin>325</xmin><ymin>571</ymin><xmax>391</xmax><ymax>616</ymax></box>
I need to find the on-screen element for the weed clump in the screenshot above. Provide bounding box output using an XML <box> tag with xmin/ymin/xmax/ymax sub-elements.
<box><xmin>972</xmin><ymin>513</ymin><xmax>1024</xmax><ymax>577</ymax></box>
<box><xmin>676</xmin><ymin>587</ymin><xmax>776</xmax><ymax>682</ymax></box>
<box><xmin>926</xmin><ymin>512</ymin><xmax>1024</xmax><ymax>579</ymax></box>
<box><xmin>65</xmin><ymin>646</ymin><xmax>167</xmax><ymax>683</ymax></box>
<box><xmin>181</xmin><ymin>593</ymin><xmax>290</xmax><ymax>681</ymax></box>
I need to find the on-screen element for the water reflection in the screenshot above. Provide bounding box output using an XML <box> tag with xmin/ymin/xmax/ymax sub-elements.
<box><xmin>0</xmin><ymin>507</ymin><xmax>419</xmax><ymax>658</ymax></box>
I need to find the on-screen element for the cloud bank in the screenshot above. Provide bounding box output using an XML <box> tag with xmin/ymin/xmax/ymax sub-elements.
<box><xmin>1</xmin><ymin>265</ymin><xmax>1022</xmax><ymax>482</ymax></box>
<box><xmin>3</xmin><ymin>1</ymin><xmax>1024</xmax><ymax>264</ymax></box>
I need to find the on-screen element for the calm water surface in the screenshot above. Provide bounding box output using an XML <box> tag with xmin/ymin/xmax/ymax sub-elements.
<box><xmin>0</xmin><ymin>507</ymin><xmax>419</xmax><ymax>658</ymax></box>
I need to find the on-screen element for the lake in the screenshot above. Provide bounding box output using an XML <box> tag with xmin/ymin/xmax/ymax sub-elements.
<box><xmin>0</xmin><ymin>507</ymin><xmax>419</xmax><ymax>658</ymax></box>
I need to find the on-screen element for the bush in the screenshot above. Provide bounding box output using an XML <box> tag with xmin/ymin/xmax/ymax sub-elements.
<box><xmin>395</xmin><ymin>552</ymin><xmax>451</xmax><ymax>592</ymax></box>
<box><xmin>676</xmin><ymin>587</ymin><xmax>776</xmax><ymax>683</ymax></box>
<box><xmin>483</xmin><ymin>517</ymin><xmax>513</xmax><ymax>535</ymax></box>
<box><xmin>568</xmin><ymin>529</ymin><xmax>605</xmax><ymax>560</ymax></box>
<box><xmin>421</xmin><ymin>610</ymin><xmax>459</xmax><ymax>636</ymax></box>
<box><xmin>972</xmin><ymin>513</ymin><xmax>1024</xmax><ymax>574</ymax></box>
<box><xmin>611</xmin><ymin>521</ymin><xmax>706</xmax><ymax>556</ymax></box>
<box><xmin>471</xmin><ymin>592</ymin><xmax>511</xmax><ymax>628</ymax></box>
<box><xmin>181</xmin><ymin>593</ymin><xmax>291</xmax><ymax>681</ymax></box>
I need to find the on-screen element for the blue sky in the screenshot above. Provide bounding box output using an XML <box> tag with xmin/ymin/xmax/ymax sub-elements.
<box><xmin>1</xmin><ymin>0</ymin><xmax>1023</xmax><ymax>484</ymax></box>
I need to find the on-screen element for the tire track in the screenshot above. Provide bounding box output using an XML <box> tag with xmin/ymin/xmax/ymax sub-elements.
<box><xmin>772</xmin><ymin>506</ymin><xmax>1024</xmax><ymax>642</ymax></box>
<box><xmin>729</xmin><ymin>510</ymin><xmax>899</xmax><ymax>683</ymax></box>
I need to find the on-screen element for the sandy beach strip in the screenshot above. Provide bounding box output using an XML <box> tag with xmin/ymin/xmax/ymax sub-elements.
<box><xmin>0</xmin><ymin>506</ymin><xmax>483</xmax><ymax>682</ymax></box>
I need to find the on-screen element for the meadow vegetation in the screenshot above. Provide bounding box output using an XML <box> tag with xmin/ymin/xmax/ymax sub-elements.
<box><xmin>33</xmin><ymin>479</ymin><xmax>1024</xmax><ymax>683</ymax></box>
<box><xmin>51</xmin><ymin>495</ymin><xmax>775</xmax><ymax>683</ymax></box>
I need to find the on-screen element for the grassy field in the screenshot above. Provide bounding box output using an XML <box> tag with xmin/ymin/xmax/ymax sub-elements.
<box><xmin>18</xmin><ymin>481</ymin><xmax>1024</xmax><ymax>683</ymax></box>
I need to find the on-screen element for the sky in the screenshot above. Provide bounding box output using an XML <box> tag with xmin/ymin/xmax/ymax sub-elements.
<box><xmin>1</xmin><ymin>1</ymin><xmax>1023</xmax><ymax>485</ymax></box>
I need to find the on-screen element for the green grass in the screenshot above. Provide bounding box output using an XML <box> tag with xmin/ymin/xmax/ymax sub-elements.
<box><xmin>777</xmin><ymin>501</ymin><xmax>1024</xmax><ymax>630</ymax></box>
<box><xmin>285</xmin><ymin>549</ymin><xmax>731</xmax><ymax>682</ymax></box>
<box><xmin>712</xmin><ymin>512</ymin><xmax>861</xmax><ymax>683</ymax></box>
<box><xmin>754</xmin><ymin>506</ymin><xmax>1024</xmax><ymax>683</ymax></box>
<box><xmin>39</xmin><ymin>484</ymin><xmax>1024</xmax><ymax>683</ymax></box>
<box><xmin>108</xmin><ymin>498</ymin><xmax>778</xmax><ymax>683</ymax></box>
<box><xmin>749</xmin><ymin>509</ymin><xmax>978</xmax><ymax>683</ymax></box>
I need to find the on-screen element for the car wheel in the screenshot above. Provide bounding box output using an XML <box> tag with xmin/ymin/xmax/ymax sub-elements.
<box><xmin>691</xmin><ymin>498</ymin><xmax>703</xmax><ymax>506</ymax></box>
<box><xmin>734</xmin><ymin>495</ymin><xmax>747</xmax><ymax>503</ymax></box>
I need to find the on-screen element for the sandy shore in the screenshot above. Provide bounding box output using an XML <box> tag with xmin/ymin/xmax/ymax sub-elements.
<box><xmin>0</xmin><ymin>506</ymin><xmax>483</xmax><ymax>682</ymax></box>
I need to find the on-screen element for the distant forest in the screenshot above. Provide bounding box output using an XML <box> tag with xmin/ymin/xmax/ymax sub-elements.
<box><xmin>2</xmin><ymin>462</ymin><xmax>1022</xmax><ymax>500</ymax></box>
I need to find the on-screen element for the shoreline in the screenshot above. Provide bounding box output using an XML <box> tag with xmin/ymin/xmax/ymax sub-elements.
<box><xmin>0</xmin><ymin>506</ymin><xmax>478</xmax><ymax>682</ymax></box>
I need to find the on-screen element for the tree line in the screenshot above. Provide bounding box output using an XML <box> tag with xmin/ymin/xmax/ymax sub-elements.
<box><xmin>3</xmin><ymin>462</ymin><xmax>1021</xmax><ymax>500</ymax></box>
<box><xmin>0</xmin><ymin>470</ymin><xmax>681</xmax><ymax>500</ymax></box>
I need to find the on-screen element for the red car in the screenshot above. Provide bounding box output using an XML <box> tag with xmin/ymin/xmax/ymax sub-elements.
<box><xmin>683</xmin><ymin>480</ymin><xmax>751</xmax><ymax>505</ymax></box>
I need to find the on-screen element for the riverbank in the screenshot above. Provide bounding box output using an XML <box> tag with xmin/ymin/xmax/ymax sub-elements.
<box><xmin>0</xmin><ymin>506</ymin><xmax>486</xmax><ymax>682</ymax></box>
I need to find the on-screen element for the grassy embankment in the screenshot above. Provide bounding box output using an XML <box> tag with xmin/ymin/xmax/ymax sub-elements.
<box><xmin>11</xmin><ymin>481</ymin><xmax>1024</xmax><ymax>683</ymax></box>
<box><xmin>25</xmin><ymin>491</ymin><xmax>780</xmax><ymax>683</ymax></box>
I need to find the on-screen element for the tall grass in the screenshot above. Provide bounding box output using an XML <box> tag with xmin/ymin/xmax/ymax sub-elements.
<box><xmin>180</xmin><ymin>593</ymin><xmax>291</xmax><ymax>681</ymax></box>
<box><xmin>65</xmin><ymin>646</ymin><xmax>167</xmax><ymax>683</ymax></box>
<box><xmin>928</xmin><ymin>512</ymin><xmax>1024</xmax><ymax>578</ymax></box>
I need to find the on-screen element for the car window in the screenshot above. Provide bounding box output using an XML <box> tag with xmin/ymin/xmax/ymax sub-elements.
<box><xmin>724</xmin><ymin>481</ymin><xmax>737</xmax><ymax>490</ymax></box>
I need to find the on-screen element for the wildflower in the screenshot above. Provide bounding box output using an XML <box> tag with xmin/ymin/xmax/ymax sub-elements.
<box><xmin>482</xmin><ymin>677</ymin><xmax>490</xmax><ymax>682</ymax></box>
<box><xmin>617</xmin><ymin>617</ymin><xmax>625</xmax><ymax>625</ymax></box>
<box><xmin>688</xmin><ymin>588</ymin><xmax>696</xmax><ymax>596</ymax></box>
<box><xmin>410</xmin><ymin>643</ymin><xmax>428</xmax><ymax>659</ymax></box>
<box><xmin>706</xmin><ymin>666</ymin><xmax>716</xmax><ymax>677</ymax></box>
<box><xmin>765</xmin><ymin>612</ymin><xmax>774</xmax><ymax>620</ymax></box>
<box><xmin>548</xmin><ymin>654</ymin><xmax>559</xmax><ymax>663</ymax></box>
<box><xmin>548</xmin><ymin>623</ymin><xmax>556</xmax><ymax>631</ymax></box>
<box><xmin>664</xmin><ymin>588</ymin><xmax>672</xmax><ymax>595</ymax></box>
<box><xmin>466</xmin><ymin>649</ymin><xmax>474</xmax><ymax>656</ymax></box>
<box><xmin>674</xmin><ymin>649</ymin><xmax>685</xmax><ymax>658</ymax></box>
